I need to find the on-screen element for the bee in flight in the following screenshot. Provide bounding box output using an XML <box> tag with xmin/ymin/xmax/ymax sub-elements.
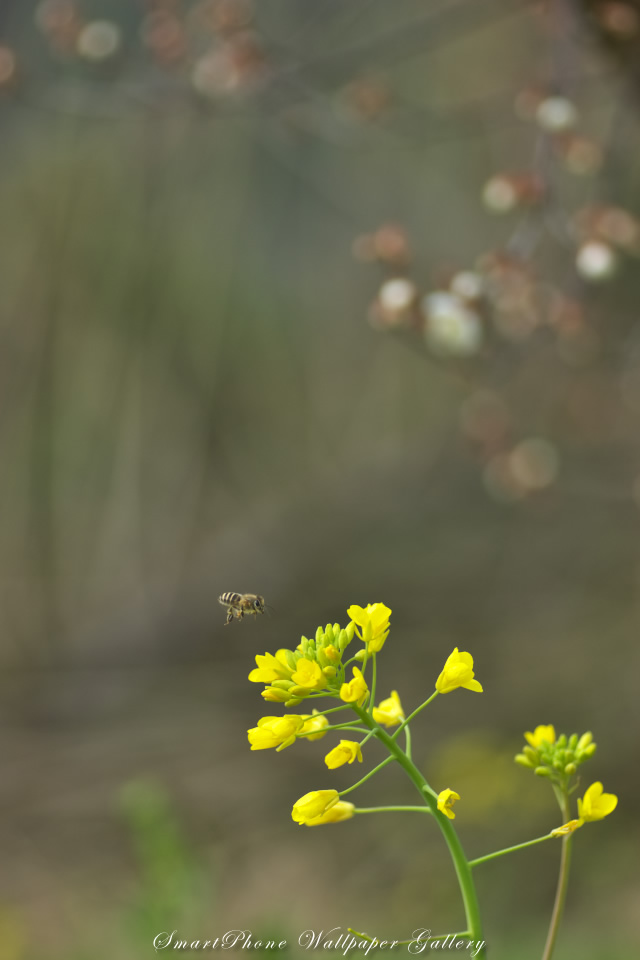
<box><xmin>219</xmin><ymin>592</ymin><xmax>266</xmax><ymax>625</ymax></box>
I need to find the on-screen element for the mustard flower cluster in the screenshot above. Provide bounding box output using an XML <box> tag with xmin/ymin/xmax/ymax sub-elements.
<box><xmin>248</xmin><ymin>621</ymin><xmax>357</xmax><ymax>707</ymax></box>
<box><xmin>514</xmin><ymin>725</ymin><xmax>617</xmax><ymax>836</ymax></box>
<box><xmin>245</xmin><ymin>601</ymin><xmax>618</xmax><ymax>960</ymax></box>
<box><xmin>514</xmin><ymin>725</ymin><xmax>597</xmax><ymax>782</ymax></box>
<box><xmin>247</xmin><ymin>602</ymin><xmax>487</xmax><ymax>828</ymax></box>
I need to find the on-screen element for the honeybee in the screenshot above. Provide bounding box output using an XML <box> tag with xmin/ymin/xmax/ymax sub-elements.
<box><xmin>218</xmin><ymin>592</ymin><xmax>266</xmax><ymax>625</ymax></box>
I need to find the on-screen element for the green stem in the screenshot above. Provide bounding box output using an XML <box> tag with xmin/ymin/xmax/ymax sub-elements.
<box><xmin>541</xmin><ymin>793</ymin><xmax>573</xmax><ymax>960</ymax></box>
<box><xmin>353</xmin><ymin>707</ymin><xmax>484</xmax><ymax>957</ymax></box>
<box><xmin>470</xmin><ymin>833</ymin><xmax>554</xmax><ymax>868</ymax></box>
<box><xmin>392</xmin><ymin>691</ymin><xmax>439</xmax><ymax>740</ymax></box>
<box><xmin>404</xmin><ymin>723</ymin><xmax>412</xmax><ymax>761</ymax></box>
<box><xmin>368</xmin><ymin>653</ymin><xmax>378</xmax><ymax>718</ymax></box>
<box><xmin>355</xmin><ymin>806</ymin><xmax>432</xmax><ymax>815</ymax></box>
<box><xmin>311</xmin><ymin>704</ymin><xmax>354</xmax><ymax>717</ymax></box>
<box><xmin>338</xmin><ymin>755</ymin><xmax>395</xmax><ymax>796</ymax></box>
<box><xmin>312</xmin><ymin>724</ymin><xmax>368</xmax><ymax>734</ymax></box>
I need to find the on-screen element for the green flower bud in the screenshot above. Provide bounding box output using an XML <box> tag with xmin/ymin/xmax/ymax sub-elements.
<box><xmin>300</xmin><ymin>637</ymin><xmax>310</xmax><ymax>657</ymax></box>
<box><xmin>354</xmin><ymin>649</ymin><xmax>367</xmax><ymax>662</ymax></box>
<box><xmin>564</xmin><ymin>750</ymin><xmax>575</xmax><ymax>763</ymax></box>
<box><xmin>316</xmin><ymin>649</ymin><xmax>330</xmax><ymax>669</ymax></box>
<box><xmin>582</xmin><ymin>743</ymin><xmax>597</xmax><ymax>758</ymax></box>
<box><xmin>283</xmin><ymin>649</ymin><xmax>298</xmax><ymax>671</ymax></box>
<box><xmin>338</xmin><ymin>629</ymin><xmax>350</xmax><ymax>652</ymax></box>
<box><xmin>345</xmin><ymin>622</ymin><xmax>356</xmax><ymax>641</ymax></box>
<box><xmin>271</xmin><ymin>679</ymin><xmax>294</xmax><ymax>690</ymax></box>
<box><xmin>515</xmin><ymin>753</ymin><xmax>534</xmax><ymax>768</ymax></box>
<box><xmin>523</xmin><ymin>746</ymin><xmax>539</xmax><ymax>764</ymax></box>
<box><xmin>289</xmin><ymin>685</ymin><xmax>313</xmax><ymax>698</ymax></box>
<box><xmin>324</xmin><ymin>624</ymin><xmax>335</xmax><ymax>644</ymax></box>
<box><xmin>557</xmin><ymin>734</ymin><xmax>567</xmax><ymax>748</ymax></box>
<box><xmin>322</xmin><ymin>666</ymin><xmax>337</xmax><ymax>679</ymax></box>
<box><xmin>568</xmin><ymin>734</ymin><xmax>578</xmax><ymax>750</ymax></box>
<box><xmin>333</xmin><ymin>623</ymin><xmax>340</xmax><ymax>635</ymax></box>
<box><xmin>553</xmin><ymin>759</ymin><xmax>563</xmax><ymax>771</ymax></box>
<box><xmin>285</xmin><ymin>697</ymin><xmax>304</xmax><ymax>707</ymax></box>
<box><xmin>535</xmin><ymin>766</ymin><xmax>553</xmax><ymax>778</ymax></box>
<box><xmin>577</xmin><ymin>732</ymin><xmax>593</xmax><ymax>751</ymax></box>
<box><xmin>564</xmin><ymin>763</ymin><xmax>577</xmax><ymax>775</ymax></box>
<box><xmin>315</xmin><ymin>627</ymin><xmax>324</xmax><ymax>644</ymax></box>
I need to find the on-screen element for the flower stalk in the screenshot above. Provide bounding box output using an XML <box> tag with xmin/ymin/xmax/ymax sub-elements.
<box><xmin>246</xmin><ymin>603</ymin><xmax>617</xmax><ymax>960</ymax></box>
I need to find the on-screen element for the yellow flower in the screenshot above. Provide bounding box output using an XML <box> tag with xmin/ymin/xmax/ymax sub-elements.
<box><xmin>303</xmin><ymin>801</ymin><xmax>356</xmax><ymax>826</ymax></box>
<box><xmin>324</xmin><ymin>740</ymin><xmax>363</xmax><ymax>769</ymax></box>
<box><xmin>551</xmin><ymin>819</ymin><xmax>584</xmax><ymax>837</ymax></box>
<box><xmin>577</xmin><ymin>782</ymin><xmax>618</xmax><ymax>822</ymax></box>
<box><xmin>435</xmin><ymin>648</ymin><xmax>483</xmax><ymax>694</ymax></box>
<box><xmin>292</xmin><ymin>789</ymin><xmax>339</xmax><ymax>825</ymax></box>
<box><xmin>347</xmin><ymin>603</ymin><xmax>391</xmax><ymax>653</ymax></box>
<box><xmin>437</xmin><ymin>788</ymin><xmax>460</xmax><ymax>820</ymax></box>
<box><xmin>300</xmin><ymin>711</ymin><xmax>329</xmax><ymax>741</ymax></box>
<box><xmin>372</xmin><ymin>690</ymin><xmax>404</xmax><ymax>727</ymax></box>
<box><xmin>339</xmin><ymin>666</ymin><xmax>369</xmax><ymax>706</ymax></box>
<box><xmin>291</xmin><ymin>658</ymin><xmax>326</xmax><ymax>691</ymax></box>
<box><xmin>249</xmin><ymin>651</ymin><xmax>292</xmax><ymax>684</ymax></box>
<box><xmin>525</xmin><ymin>725</ymin><xmax>556</xmax><ymax>749</ymax></box>
<box><xmin>247</xmin><ymin>715</ymin><xmax>305</xmax><ymax>751</ymax></box>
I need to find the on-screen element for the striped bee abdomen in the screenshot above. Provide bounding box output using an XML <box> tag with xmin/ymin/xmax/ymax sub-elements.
<box><xmin>219</xmin><ymin>592</ymin><xmax>242</xmax><ymax>605</ymax></box>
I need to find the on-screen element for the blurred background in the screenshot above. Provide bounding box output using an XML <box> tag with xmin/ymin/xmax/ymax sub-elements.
<box><xmin>0</xmin><ymin>1</ymin><xmax>639</xmax><ymax>958</ymax></box>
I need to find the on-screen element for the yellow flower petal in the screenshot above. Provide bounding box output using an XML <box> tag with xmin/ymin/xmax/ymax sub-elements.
<box><xmin>347</xmin><ymin>603</ymin><xmax>391</xmax><ymax>649</ymax></box>
<box><xmin>551</xmin><ymin>819</ymin><xmax>584</xmax><ymax>837</ymax></box>
<box><xmin>303</xmin><ymin>801</ymin><xmax>355</xmax><ymax>826</ymax></box>
<box><xmin>339</xmin><ymin>667</ymin><xmax>369</xmax><ymax>706</ymax></box>
<box><xmin>524</xmin><ymin>725</ymin><xmax>556</xmax><ymax>749</ymax></box>
<box><xmin>435</xmin><ymin>648</ymin><xmax>483</xmax><ymax>695</ymax></box>
<box><xmin>324</xmin><ymin>740</ymin><xmax>363</xmax><ymax>769</ymax></box>
<box><xmin>437</xmin><ymin>788</ymin><xmax>460</xmax><ymax>820</ymax></box>
<box><xmin>291</xmin><ymin>658</ymin><xmax>326</xmax><ymax>690</ymax></box>
<box><xmin>577</xmin><ymin>782</ymin><xmax>618</xmax><ymax>822</ymax></box>
<box><xmin>299</xmin><ymin>711</ymin><xmax>329</xmax><ymax>741</ymax></box>
<box><xmin>292</xmin><ymin>790</ymin><xmax>339</xmax><ymax>824</ymax></box>
<box><xmin>372</xmin><ymin>690</ymin><xmax>404</xmax><ymax>727</ymax></box>
<box><xmin>247</xmin><ymin>715</ymin><xmax>305</xmax><ymax>751</ymax></box>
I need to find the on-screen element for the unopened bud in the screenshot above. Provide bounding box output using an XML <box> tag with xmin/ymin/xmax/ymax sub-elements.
<box><xmin>515</xmin><ymin>753</ymin><xmax>534</xmax><ymax>768</ymax></box>
<box><xmin>535</xmin><ymin>766</ymin><xmax>553</xmax><ymax>778</ymax></box>
<box><xmin>282</xmin><ymin>649</ymin><xmax>298</xmax><ymax>670</ymax></box>
<box><xmin>354</xmin><ymin>649</ymin><xmax>367</xmax><ymax>662</ymax></box>
<box><xmin>261</xmin><ymin>687</ymin><xmax>290</xmax><ymax>702</ymax></box>
<box><xmin>577</xmin><ymin>732</ymin><xmax>593</xmax><ymax>751</ymax></box>
<box><xmin>564</xmin><ymin>763</ymin><xmax>577</xmax><ymax>775</ymax></box>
